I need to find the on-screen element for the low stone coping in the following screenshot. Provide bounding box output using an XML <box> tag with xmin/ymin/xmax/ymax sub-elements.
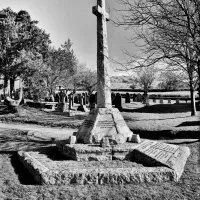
<box><xmin>17</xmin><ymin>149</ymin><xmax>176</xmax><ymax>185</ymax></box>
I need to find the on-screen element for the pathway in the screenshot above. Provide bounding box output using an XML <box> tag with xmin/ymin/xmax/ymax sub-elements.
<box><xmin>0</xmin><ymin>122</ymin><xmax>77</xmax><ymax>142</ymax></box>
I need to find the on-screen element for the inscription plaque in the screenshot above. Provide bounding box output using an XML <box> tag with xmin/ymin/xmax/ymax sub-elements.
<box><xmin>135</xmin><ymin>140</ymin><xmax>181</xmax><ymax>169</ymax></box>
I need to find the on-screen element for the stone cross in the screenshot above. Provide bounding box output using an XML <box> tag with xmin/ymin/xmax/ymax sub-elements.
<box><xmin>93</xmin><ymin>0</ymin><xmax>112</xmax><ymax>109</ymax></box>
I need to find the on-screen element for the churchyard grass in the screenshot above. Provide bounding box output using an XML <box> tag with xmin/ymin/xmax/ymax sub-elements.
<box><xmin>0</xmin><ymin>102</ymin><xmax>199</xmax><ymax>199</ymax></box>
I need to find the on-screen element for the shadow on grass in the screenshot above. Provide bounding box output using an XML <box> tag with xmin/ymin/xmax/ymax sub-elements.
<box><xmin>177</xmin><ymin>121</ymin><xmax>200</xmax><ymax>127</ymax></box>
<box><xmin>37</xmin><ymin>146</ymin><xmax>68</xmax><ymax>161</ymax></box>
<box><xmin>51</xmin><ymin>111</ymin><xmax>88</xmax><ymax>120</ymax></box>
<box><xmin>10</xmin><ymin>152</ymin><xmax>38</xmax><ymax>185</ymax></box>
<box><xmin>132</xmin><ymin>129</ymin><xmax>200</xmax><ymax>139</ymax></box>
<box><xmin>123</xmin><ymin>103</ymin><xmax>192</xmax><ymax>113</ymax></box>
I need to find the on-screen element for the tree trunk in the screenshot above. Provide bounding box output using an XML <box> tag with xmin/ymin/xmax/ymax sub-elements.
<box><xmin>4</xmin><ymin>85</ymin><xmax>23</xmax><ymax>114</ymax></box>
<box><xmin>189</xmin><ymin>82</ymin><xmax>196</xmax><ymax>116</ymax></box>
<box><xmin>3</xmin><ymin>76</ymin><xmax>9</xmax><ymax>97</ymax></box>
<box><xmin>10</xmin><ymin>77</ymin><xmax>16</xmax><ymax>97</ymax></box>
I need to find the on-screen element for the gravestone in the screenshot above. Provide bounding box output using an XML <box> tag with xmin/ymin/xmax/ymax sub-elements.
<box><xmin>65</xmin><ymin>94</ymin><xmax>68</xmax><ymax>103</ymax></box>
<box><xmin>82</xmin><ymin>93</ymin><xmax>86</xmax><ymax>105</ymax></box>
<box><xmin>132</xmin><ymin>93</ymin><xmax>137</xmax><ymax>102</ymax></box>
<box><xmin>74</xmin><ymin>95</ymin><xmax>79</xmax><ymax>104</ymax></box>
<box><xmin>86</xmin><ymin>93</ymin><xmax>89</xmax><ymax>104</ymax></box>
<box><xmin>111</xmin><ymin>92</ymin><xmax>116</xmax><ymax>105</ymax></box>
<box><xmin>54</xmin><ymin>93</ymin><xmax>60</xmax><ymax>102</ymax></box>
<box><xmin>76</xmin><ymin>0</ymin><xmax>134</xmax><ymax>144</ymax></box>
<box><xmin>61</xmin><ymin>91</ymin><xmax>67</xmax><ymax>103</ymax></box>
<box><xmin>68</xmin><ymin>93</ymin><xmax>74</xmax><ymax>110</ymax></box>
<box><xmin>114</xmin><ymin>93</ymin><xmax>122</xmax><ymax>111</ymax></box>
<box><xmin>89</xmin><ymin>94</ymin><xmax>96</xmax><ymax>111</ymax></box>
<box><xmin>136</xmin><ymin>93</ymin><xmax>142</xmax><ymax>102</ymax></box>
<box><xmin>77</xmin><ymin>94</ymin><xmax>88</xmax><ymax>112</ymax></box>
<box><xmin>125</xmin><ymin>93</ymin><xmax>130</xmax><ymax>103</ymax></box>
<box><xmin>95</xmin><ymin>92</ymin><xmax>97</xmax><ymax>104</ymax></box>
<box><xmin>72</xmin><ymin>94</ymin><xmax>74</xmax><ymax>106</ymax></box>
<box><xmin>49</xmin><ymin>94</ymin><xmax>54</xmax><ymax>102</ymax></box>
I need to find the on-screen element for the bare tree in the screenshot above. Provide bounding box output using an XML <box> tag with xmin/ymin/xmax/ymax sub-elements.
<box><xmin>115</xmin><ymin>0</ymin><xmax>200</xmax><ymax>115</ymax></box>
<box><xmin>134</xmin><ymin>65</ymin><xmax>157</xmax><ymax>105</ymax></box>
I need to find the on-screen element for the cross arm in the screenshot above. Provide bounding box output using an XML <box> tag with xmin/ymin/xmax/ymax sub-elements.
<box><xmin>92</xmin><ymin>6</ymin><xmax>110</xmax><ymax>21</ymax></box>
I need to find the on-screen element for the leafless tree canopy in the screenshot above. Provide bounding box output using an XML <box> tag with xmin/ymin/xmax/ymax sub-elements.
<box><xmin>115</xmin><ymin>0</ymin><xmax>200</xmax><ymax>115</ymax></box>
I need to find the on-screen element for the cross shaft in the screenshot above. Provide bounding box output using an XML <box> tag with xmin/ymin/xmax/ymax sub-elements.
<box><xmin>93</xmin><ymin>0</ymin><xmax>111</xmax><ymax>109</ymax></box>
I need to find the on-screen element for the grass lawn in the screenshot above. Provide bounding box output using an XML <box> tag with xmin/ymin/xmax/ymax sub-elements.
<box><xmin>0</xmin><ymin>102</ymin><xmax>199</xmax><ymax>199</ymax></box>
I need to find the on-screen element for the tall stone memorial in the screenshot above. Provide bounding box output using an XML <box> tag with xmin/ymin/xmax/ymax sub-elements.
<box><xmin>18</xmin><ymin>0</ymin><xmax>190</xmax><ymax>185</ymax></box>
<box><xmin>76</xmin><ymin>0</ymin><xmax>133</xmax><ymax>144</ymax></box>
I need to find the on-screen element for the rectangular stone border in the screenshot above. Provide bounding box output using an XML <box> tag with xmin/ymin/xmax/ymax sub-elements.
<box><xmin>17</xmin><ymin>150</ymin><xmax>177</xmax><ymax>185</ymax></box>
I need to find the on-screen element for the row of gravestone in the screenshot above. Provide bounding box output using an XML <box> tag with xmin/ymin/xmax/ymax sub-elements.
<box><xmin>48</xmin><ymin>92</ymin><xmax>182</xmax><ymax>112</ymax></box>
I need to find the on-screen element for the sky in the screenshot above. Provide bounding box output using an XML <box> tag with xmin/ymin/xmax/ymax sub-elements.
<box><xmin>0</xmin><ymin>0</ymin><xmax>138</xmax><ymax>76</ymax></box>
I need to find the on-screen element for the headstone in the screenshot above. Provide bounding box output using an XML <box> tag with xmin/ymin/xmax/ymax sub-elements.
<box><xmin>77</xmin><ymin>94</ymin><xmax>88</xmax><ymax>112</ymax></box>
<box><xmin>54</xmin><ymin>93</ymin><xmax>60</xmax><ymax>102</ymax></box>
<box><xmin>125</xmin><ymin>93</ymin><xmax>130</xmax><ymax>103</ymax></box>
<box><xmin>65</xmin><ymin>94</ymin><xmax>68</xmax><ymax>103</ymax></box>
<box><xmin>111</xmin><ymin>92</ymin><xmax>116</xmax><ymax>105</ymax></box>
<box><xmin>132</xmin><ymin>93</ymin><xmax>137</xmax><ymax>102</ymax></box>
<box><xmin>60</xmin><ymin>91</ymin><xmax>66</xmax><ymax>103</ymax></box>
<box><xmin>176</xmin><ymin>99</ymin><xmax>179</xmax><ymax>104</ymax></box>
<box><xmin>115</xmin><ymin>93</ymin><xmax>122</xmax><ymax>111</ymax></box>
<box><xmin>136</xmin><ymin>93</ymin><xmax>142</xmax><ymax>102</ymax></box>
<box><xmin>74</xmin><ymin>95</ymin><xmax>79</xmax><ymax>104</ymax></box>
<box><xmin>160</xmin><ymin>98</ymin><xmax>163</xmax><ymax>104</ymax></box>
<box><xmin>68</xmin><ymin>93</ymin><xmax>73</xmax><ymax>110</ymax></box>
<box><xmin>86</xmin><ymin>93</ymin><xmax>89</xmax><ymax>104</ymax></box>
<box><xmin>95</xmin><ymin>92</ymin><xmax>97</xmax><ymax>104</ymax></box>
<box><xmin>72</xmin><ymin>94</ymin><xmax>74</xmax><ymax>106</ymax></box>
<box><xmin>89</xmin><ymin>94</ymin><xmax>96</xmax><ymax>111</ymax></box>
<box><xmin>82</xmin><ymin>93</ymin><xmax>86</xmax><ymax>105</ymax></box>
<box><xmin>49</xmin><ymin>94</ymin><xmax>54</xmax><ymax>102</ymax></box>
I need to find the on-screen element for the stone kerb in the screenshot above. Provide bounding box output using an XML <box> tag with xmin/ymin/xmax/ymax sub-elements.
<box><xmin>18</xmin><ymin>139</ymin><xmax>190</xmax><ymax>185</ymax></box>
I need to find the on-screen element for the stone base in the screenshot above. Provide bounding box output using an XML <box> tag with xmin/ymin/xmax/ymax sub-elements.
<box><xmin>55</xmin><ymin>103</ymin><xmax>68</xmax><ymax>112</ymax></box>
<box><xmin>57</xmin><ymin>143</ymin><xmax>112</xmax><ymax>161</ymax></box>
<box><xmin>17</xmin><ymin>147</ymin><xmax>177</xmax><ymax>185</ymax></box>
<box><xmin>76</xmin><ymin>108</ymin><xmax>133</xmax><ymax>144</ymax></box>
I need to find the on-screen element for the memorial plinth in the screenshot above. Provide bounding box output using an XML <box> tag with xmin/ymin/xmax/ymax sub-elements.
<box><xmin>76</xmin><ymin>108</ymin><xmax>133</xmax><ymax>144</ymax></box>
